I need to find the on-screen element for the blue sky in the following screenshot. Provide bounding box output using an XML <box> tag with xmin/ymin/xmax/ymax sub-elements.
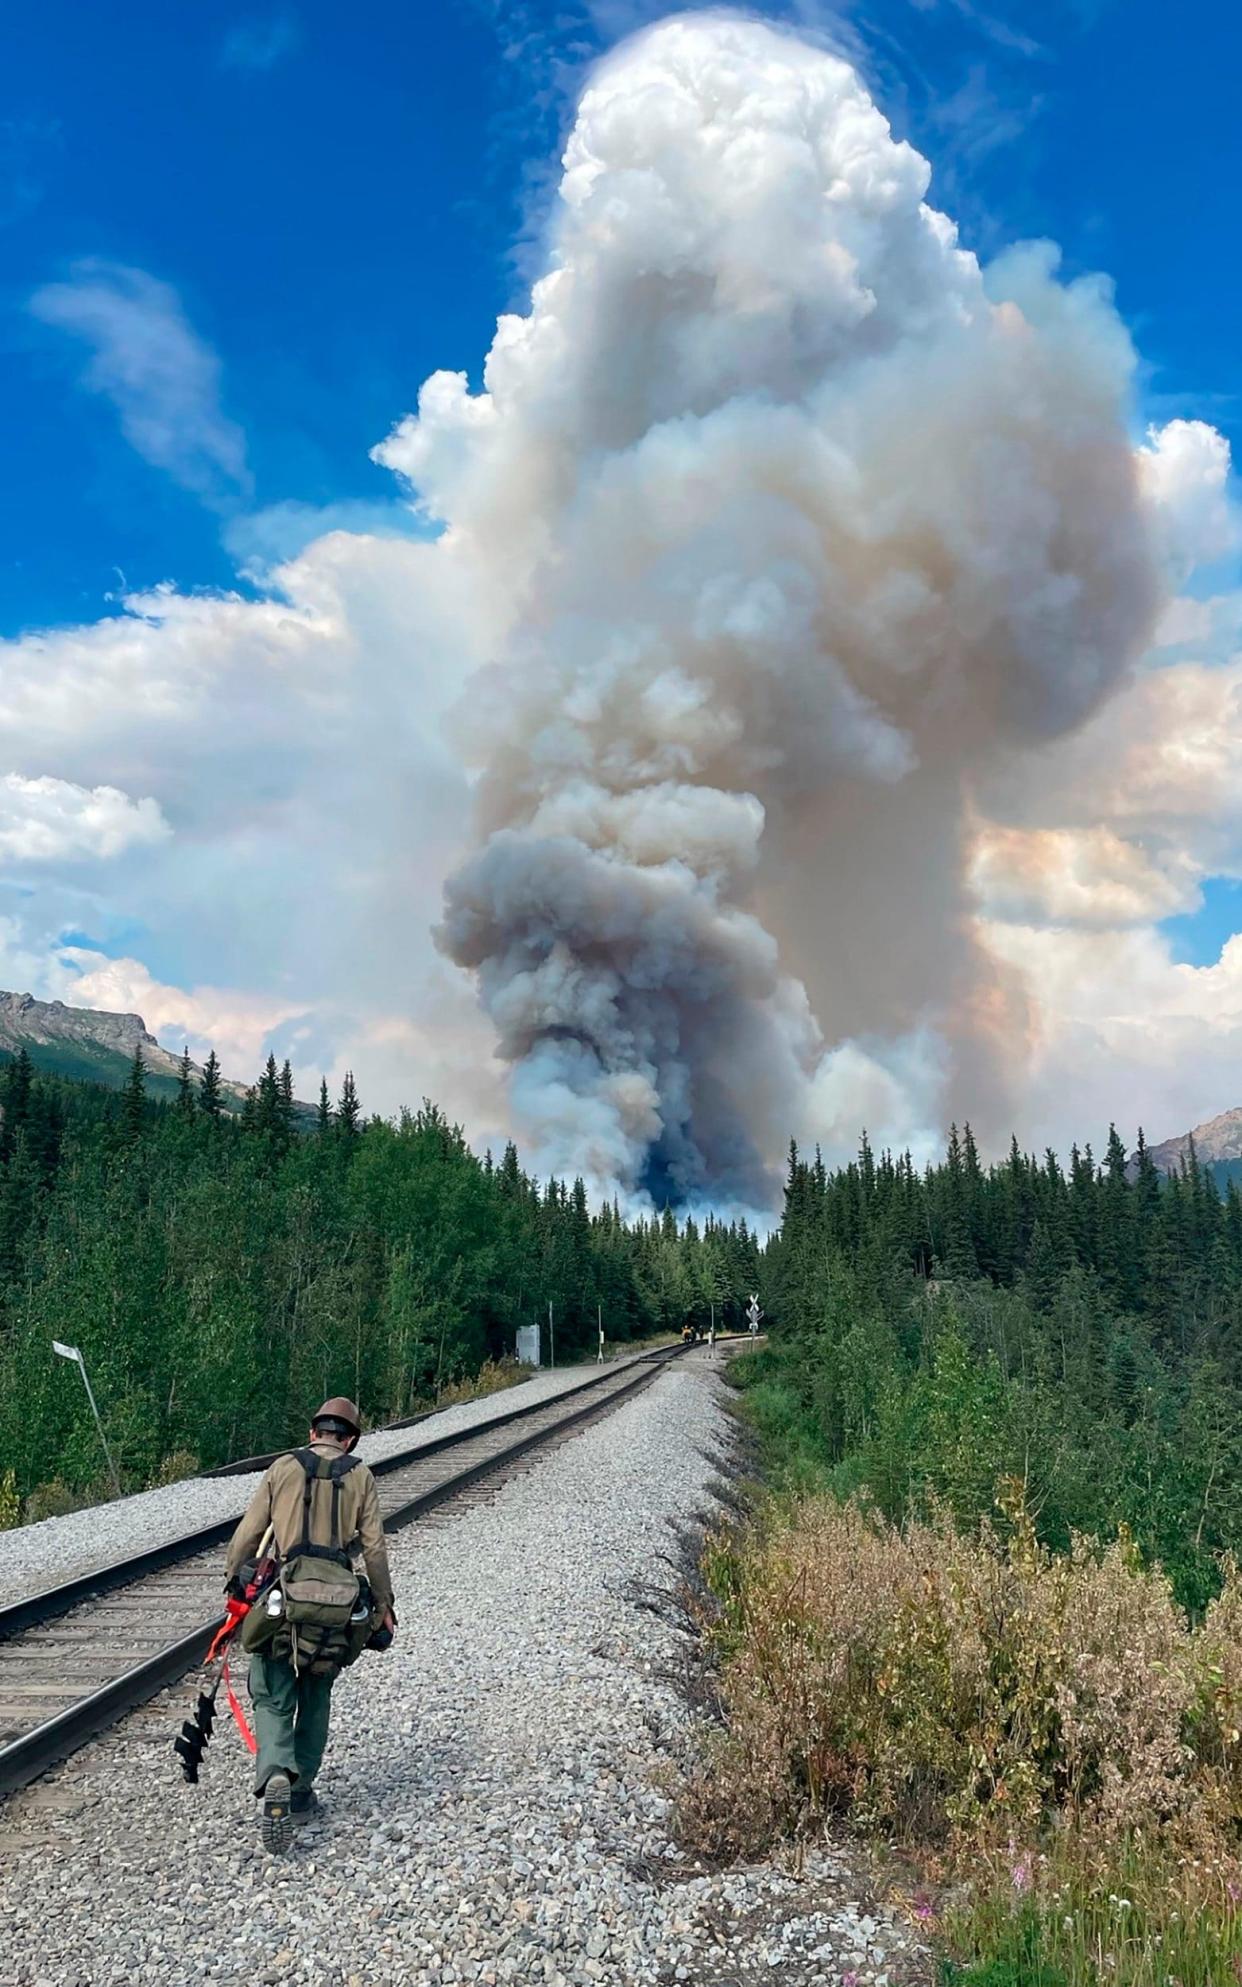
<box><xmin>5</xmin><ymin>0</ymin><xmax>1240</xmax><ymax>636</ymax></box>
<box><xmin>1164</xmin><ymin>878</ymin><xmax>1242</xmax><ymax>966</ymax></box>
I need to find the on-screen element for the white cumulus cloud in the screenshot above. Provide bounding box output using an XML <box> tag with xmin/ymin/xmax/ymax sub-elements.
<box><xmin>0</xmin><ymin>526</ymin><xmax>501</xmax><ymax>1123</ymax></box>
<box><xmin>47</xmin><ymin>951</ymin><xmax>305</xmax><ymax>1078</ymax></box>
<box><xmin>969</xmin><ymin>823</ymin><xmax>1199</xmax><ymax>927</ymax></box>
<box><xmin>1139</xmin><ymin>418</ymin><xmax>1238</xmax><ymax>580</ymax></box>
<box><xmin>0</xmin><ymin>776</ymin><xmax>169</xmax><ymax>864</ymax></box>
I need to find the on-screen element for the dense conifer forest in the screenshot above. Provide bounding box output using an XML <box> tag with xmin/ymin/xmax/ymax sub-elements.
<box><xmin>759</xmin><ymin>1126</ymin><xmax>1242</xmax><ymax>1611</ymax></box>
<box><xmin>0</xmin><ymin>1049</ymin><xmax>758</xmax><ymax>1508</ymax></box>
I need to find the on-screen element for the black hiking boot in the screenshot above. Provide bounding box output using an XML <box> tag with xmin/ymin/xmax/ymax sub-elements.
<box><xmin>291</xmin><ymin>1785</ymin><xmax>324</xmax><ymax>1825</ymax></box>
<box><xmin>260</xmin><ymin>1771</ymin><xmax>294</xmax><ymax>1854</ymax></box>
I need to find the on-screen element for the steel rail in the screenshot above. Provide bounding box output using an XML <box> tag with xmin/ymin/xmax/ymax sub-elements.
<box><xmin>0</xmin><ymin>1341</ymin><xmax>697</xmax><ymax>1798</ymax></box>
<box><xmin>0</xmin><ymin>1619</ymin><xmax>215</xmax><ymax>1803</ymax></box>
<box><xmin>0</xmin><ymin>1340</ymin><xmax>686</xmax><ymax>1645</ymax></box>
<box><xmin>202</xmin><ymin>1331</ymin><xmax>752</xmax><ymax>1477</ymax></box>
<box><xmin>201</xmin><ymin>1401</ymin><xmax>442</xmax><ymax>1478</ymax></box>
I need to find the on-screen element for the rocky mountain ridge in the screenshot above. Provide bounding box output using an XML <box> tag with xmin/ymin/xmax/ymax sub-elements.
<box><xmin>0</xmin><ymin>990</ymin><xmax>181</xmax><ymax>1072</ymax></box>
<box><xmin>0</xmin><ymin>989</ymin><xmax>251</xmax><ymax>1105</ymax></box>
<box><xmin>1139</xmin><ymin>1106</ymin><xmax>1242</xmax><ymax>1179</ymax></box>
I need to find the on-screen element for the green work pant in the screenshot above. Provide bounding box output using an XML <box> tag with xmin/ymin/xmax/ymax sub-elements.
<box><xmin>249</xmin><ymin>1650</ymin><xmax>335</xmax><ymax>1796</ymax></box>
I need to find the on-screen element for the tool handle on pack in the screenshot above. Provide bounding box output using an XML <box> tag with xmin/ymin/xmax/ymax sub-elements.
<box><xmin>243</xmin><ymin>1526</ymin><xmax>277</xmax><ymax>1601</ymax></box>
<box><xmin>212</xmin><ymin>1526</ymin><xmax>278</xmax><ymax>1657</ymax></box>
<box><xmin>223</xmin><ymin>1525</ymin><xmax>276</xmax><ymax>1602</ymax></box>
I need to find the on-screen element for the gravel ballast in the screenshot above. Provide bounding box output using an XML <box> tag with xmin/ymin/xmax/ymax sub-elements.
<box><xmin>1</xmin><ymin>1352</ymin><xmax>929</xmax><ymax>1987</ymax></box>
<box><xmin>0</xmin><ymin>1350</ymin><xmax>665</xmax><ymax>1604</ymax></box>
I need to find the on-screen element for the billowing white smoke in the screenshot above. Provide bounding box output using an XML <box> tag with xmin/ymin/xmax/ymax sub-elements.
<box><xmin>377</xmin><ymin>12</ymin><xmax>1165</xmax><ymax>1210</ymax></box>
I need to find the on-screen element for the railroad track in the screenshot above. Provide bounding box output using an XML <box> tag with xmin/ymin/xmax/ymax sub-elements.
<box><xmin>0</xmin><ymin>1340</ymin><xmax>705</xmax><ymax>1798</ymax></box>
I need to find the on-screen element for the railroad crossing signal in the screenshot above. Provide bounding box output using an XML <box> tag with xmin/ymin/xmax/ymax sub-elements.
<box><xmin>746</xmin><ymin>1294</ymin><xmax>763</xmax><ymax>1336</ymax></box>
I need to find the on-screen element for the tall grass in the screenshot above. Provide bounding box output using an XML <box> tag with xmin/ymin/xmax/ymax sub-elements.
<box><xmin>681</xmin><ymin>1491</ymin><xmax>1242</xmax><ymax>1985</ymax></box>
<box><xmin>943</xmin><ymin>1840</ymin><xmax>1242</xmax><ymax>1985</ymax></box>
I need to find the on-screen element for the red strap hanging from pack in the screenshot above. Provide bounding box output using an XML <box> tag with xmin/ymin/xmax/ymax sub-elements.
<box><xmin>206</xmin><ymin>1596</ymin><xmax>249</xmax><ymax>1663</ymax></box>
<box><xmin>222</xmin><ymin>1648</ymin><xmax>257</xmax><ymax>1755</ymax></box>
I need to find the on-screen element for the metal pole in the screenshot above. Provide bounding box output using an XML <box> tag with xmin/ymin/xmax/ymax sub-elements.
<box><xmin>77</xmin><ymin>1359</ymin><xmax>123</xmax><ymax>1499</ymax></box>
<box><xmin>597</xmin><ymin>1302</ymin><xmax>604</xmax><ymax>1363</ymax></box>
<box><xmin>54</xmin><ymin>1342</ymin><xmax>122</xmax><ymax>1499</ymax></box>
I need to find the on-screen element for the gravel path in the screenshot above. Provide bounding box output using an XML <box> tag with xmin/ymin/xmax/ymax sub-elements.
<box><xmin>0</xmin><ymin>1350</ymin><xmax>929</xmax><ymax>1987</ymax></box>
<box><xmin>0</xmin><ymin>1350</ymin><xmax>661</xmax><ymax>1604</ymax></box>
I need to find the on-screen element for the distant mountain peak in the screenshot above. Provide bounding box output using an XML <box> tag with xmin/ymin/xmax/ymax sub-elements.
<box><xmin>1135</xmin><ymin>1107</ymin><xmax>1242</xmax><ymax>1177</ymax></box>
<box><xmin>0</xmin><ymin>988</ymin><xmax>248</xmax><ymax>1103</ymax></box>
<box><xmin>0</xmin><ymin>988</ymin><xmax>171</xmax><ymax>1061</ymax></box>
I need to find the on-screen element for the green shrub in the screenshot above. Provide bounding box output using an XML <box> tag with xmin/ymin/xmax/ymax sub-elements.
<box><xmin>682</xmin><ymin>1490</ymin><xmax>1242</xmax><ymax>1985</ymax></box>
<box><xmin>434</xmin><ymin>1357</ymin><xmax>530</xmax><ymax>1408</ymax></box>
<box><xmin>149</xmin><ymin>1448</ymin><xmax>200</xmax><ymax>1487</ymax></box>
<box><xmin>24</xmin><ymin>1477</ymin><xmax>93</xmax><ymax>1522</ymax></box>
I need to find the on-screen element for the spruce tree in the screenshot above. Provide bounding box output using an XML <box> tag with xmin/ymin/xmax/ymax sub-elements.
<box><xmin>121</xmin><ymin>1047</ymin><xmax>146</xmax><ymax>1145</ymax></box>
<box><xmin>1024</xmin><ymin>1219</ymin><xmax>1061</xmax><ymax>1314</ymax></box>
<box><xmin>176</xmin><ymin>1046</ymin><xmax>195</xmax><ymax>1119</ymax></box>
<box><xmin>199</xmin><ymin>1050</ymin><xmax>222</xmax><ymax>1119</ymax></box>
<box><xmin>0</xmin><ymin>1128</ymin><xmax>39</xmax><ymax>1280</ymax></box>
<box><xmin>29</xmin><ymin>1085</ymin><xmax>64</xmax><ymax>1185</ymax></box>
<box><xmin>941</xmin><ymin>1124</ymin><xmax>979</xmax><ymax>1279</ymax></box>
<box><xmin>1098</xmin><ymin>1123</ymin><xmax>1135</xmax><ymax>1308</ymax></box>
<box><xmin>0</xmin><ymin>1048</ymin><xmax>33</xmax><ymax>1161</ymax></box>
<box><xmin>1068</xmin><ymin>1143</ymin><xmax>1097</xmax><ymax>1267</ymax></box>
<box><xmin>962</xmin><ymin>1122</ymin><xmax>988</xmax><ymax>1269</ymax></box>
<box><xmin>317</xmin><ymin>1077</ymin><xmax>332</xmax><ymax>1136</ymax></box>
<box><xmin>1225</xmin><ymin>1180</ymin><xmax>1242</xmax><ymax>1281</ymax></box>
<box><xmin>256</xmin><ymin>1053</ymin><xmax>281</xmax><ymax>1141</ymax></box>
<box><xmin>337</xmin><ymin>1071</ymin><xmax>361</xmax><ymax>1137</ymax></box>
<box><xmin>279</xmin><ymin>1059</ymin><xmax>295</xmax><ymax>1140</ymax></box>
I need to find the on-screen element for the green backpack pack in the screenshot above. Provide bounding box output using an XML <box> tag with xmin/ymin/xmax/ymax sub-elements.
<box><xmin>242</xmin><ymin>1448</ymin><xmax>372</xmax><ymax>1674</ymax></box>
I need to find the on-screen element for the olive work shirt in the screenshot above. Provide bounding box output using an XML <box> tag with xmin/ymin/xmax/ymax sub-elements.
<box><xmin>224</xmin><ymin>1438</ymin><xmax>395</xmax><ymax>1611</ymax></box>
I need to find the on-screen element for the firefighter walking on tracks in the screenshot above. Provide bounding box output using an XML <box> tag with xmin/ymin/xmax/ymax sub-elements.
<box><xmin>223</xmin><ymin>1395</ymin><xmax>396</xmax><ymax>1850</ymax></box>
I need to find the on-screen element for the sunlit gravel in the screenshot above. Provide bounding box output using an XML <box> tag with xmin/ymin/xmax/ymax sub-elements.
<box><xmin>1</xmin><ymin>1352</ymin><xmax>928</xmax><ymax>1987</ymax></box>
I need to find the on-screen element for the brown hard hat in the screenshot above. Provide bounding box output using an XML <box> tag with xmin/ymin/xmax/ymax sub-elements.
<box><xmin>312</xmin><ymin>1395</ymin><xmax>362</xmax><ymax>1436</ymax></box>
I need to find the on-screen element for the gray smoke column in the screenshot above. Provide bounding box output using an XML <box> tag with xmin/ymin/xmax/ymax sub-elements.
<box><xmin>376</xmin><ymin>12</ymin><xmax>1164</xmax><ymax>1210</ymax></box>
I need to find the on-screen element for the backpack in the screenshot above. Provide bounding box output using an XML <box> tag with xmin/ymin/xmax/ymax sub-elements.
<box><xmin>242</xmin><ymin>1449</ymin><xmax>370</xmax><ymax>1674</ymax></box>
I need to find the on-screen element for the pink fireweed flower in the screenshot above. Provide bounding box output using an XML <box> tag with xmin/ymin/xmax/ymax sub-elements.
<box><xmin>1011</xmin><ymin>1855</ymin><xmax>1034</xmax><ymax>1895</ymax></box>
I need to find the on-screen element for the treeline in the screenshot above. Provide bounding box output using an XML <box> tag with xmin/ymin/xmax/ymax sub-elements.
<box><xmin>0</xmin><ymin>1049</ymin><xmax>759</xmax><ymax>1504</ymax></box>
<box><xmin>758</xmin><ymin>1126</ymin><xmax>1242</xmax><ymax>1610</ymax></box>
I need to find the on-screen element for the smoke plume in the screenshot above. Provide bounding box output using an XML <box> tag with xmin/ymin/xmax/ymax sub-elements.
<box><xmin>377</xmin><ymin>12</ymin><xmax>1167</xmax><ymax>1209</ymax></box>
